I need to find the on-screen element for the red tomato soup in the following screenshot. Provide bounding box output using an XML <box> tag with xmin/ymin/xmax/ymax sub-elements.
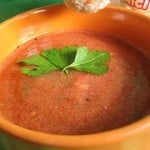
<box><xmin>0</xmin><ymin>31</ymin><xmax>149</xmax><ymax>135</ymax></box>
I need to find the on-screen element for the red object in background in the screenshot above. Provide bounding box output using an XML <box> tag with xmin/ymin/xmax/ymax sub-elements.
<box><xmin>124</xmin><ymin>0</ymin><xmax>150</xmax><ymax>10</ymax></box>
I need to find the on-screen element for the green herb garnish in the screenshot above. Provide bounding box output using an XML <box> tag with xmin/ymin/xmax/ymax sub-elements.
<box><xmin>17</xmin><ymin>46</ymin><xmax>110</xmax><ymax>77</ymax></box>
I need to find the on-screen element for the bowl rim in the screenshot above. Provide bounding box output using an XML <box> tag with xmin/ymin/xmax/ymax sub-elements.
<box><xmin>0</xmin><ymin>4</ymin><xmax>150</xmax><ymax>147</ymax></box>
<box><xmin>0</xmin><ymin>116</ymin><xmax>150</xmax><ymax>147</ymax></box>
<box><xmin>0</xmin><ymin>3</ymin><xmax>150</xmax><ymax>27</ymax></box>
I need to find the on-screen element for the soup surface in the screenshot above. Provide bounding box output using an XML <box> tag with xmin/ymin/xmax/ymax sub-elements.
<box><xmin>0</xmin><ymin>31</ymin><xmax>149</xmax><ymax>135</ymax></box>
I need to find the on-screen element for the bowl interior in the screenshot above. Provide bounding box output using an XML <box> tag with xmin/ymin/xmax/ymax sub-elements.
<box><xmin>0</xmin><ymin>5</ymin><xmax>150</xmax><ymax>147</ymax></box>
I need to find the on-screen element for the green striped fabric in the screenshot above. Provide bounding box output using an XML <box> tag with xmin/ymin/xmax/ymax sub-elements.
<box><xmin>0</xmin><ymin>0</ymin><xmax>63</xmax><ymax>22</ymax></box>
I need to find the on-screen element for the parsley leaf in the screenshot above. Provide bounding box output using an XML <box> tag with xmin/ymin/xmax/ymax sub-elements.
<box><xmin>17</xmin><ymin>46</ymin><xmax>110</xmax><ymax>77</ymax></box>
<box><xmin>61</xmin><ymin>46</ymin><xmax>78</xmax><ymax>65</ymax></box>
<box><xmin>18</xmin><ymin>55</ymin><xmax>58</xmax><ymax>77</ymax></box>
<box><xmin>63</xmin><ymin>47</ymin><xmax>110</xmax><ymax>75</ymax></box>
<box><xmin>41</xmin><ymin>48</ymin><xmax>66</xmax><ymax>69</ymax></box>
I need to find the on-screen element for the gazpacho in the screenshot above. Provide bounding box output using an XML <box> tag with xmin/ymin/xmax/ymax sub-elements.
<box><xmin>0</xmin><ymin>31</ymin><xmax>149</xmax><ymax>135</ymax></box>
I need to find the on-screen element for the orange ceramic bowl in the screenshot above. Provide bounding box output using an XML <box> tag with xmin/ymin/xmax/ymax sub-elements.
<box><xmin>0</xmin><ymin>5</ymin><xmax>150</xmax><ymax>150</ymax></box>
